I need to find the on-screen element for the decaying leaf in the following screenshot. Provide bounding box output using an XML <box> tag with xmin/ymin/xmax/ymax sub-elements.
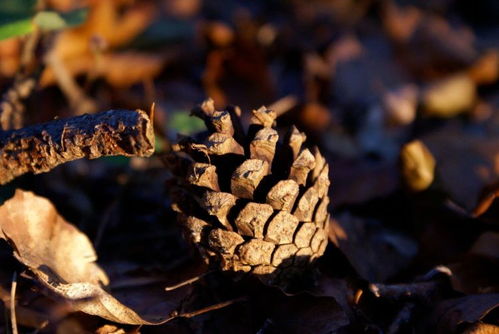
<box><xmin>0</xmin><ymin>190</ymin><xmax>188</xmax><ymax>325</ymax></box>
<box><xmin>434</xmin><ymin>294</ymin><xmax>499</xmax><ymax>334</ymax></box>
<box><xmin>330</xmin><ymin>213</ymin><xmax>418</xmax><ymax>282</ymax></box>
<box><xmin>423</xmin><ymin>131</ymin><xmax>499</xmax><ymax>211</ymax></box>
<box><xmin>260</xmin><ymin>294</ymin><xmax>349</xmax><ymax>334</ymax></box>
<box><xmin>445</xmin><ymin>232</ymin><xmax>499</xmax><ymax>294</ymax></box>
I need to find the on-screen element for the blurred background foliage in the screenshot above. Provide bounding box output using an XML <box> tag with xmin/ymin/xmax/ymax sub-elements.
<box><xmin>0</xmin><ymin>0</ymin><xmax>499</xmax><ymax>332</ymax></box>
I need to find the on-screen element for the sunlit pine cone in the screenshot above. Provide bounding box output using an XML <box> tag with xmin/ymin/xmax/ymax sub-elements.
<box><xmin>165</xmin><ymin>98</ymin><xmax>331</xmax><ymax>287</ymax></box>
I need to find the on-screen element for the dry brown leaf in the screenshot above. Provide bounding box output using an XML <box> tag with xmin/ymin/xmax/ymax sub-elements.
<box><xmin>332</xmin><ymin>158</ymin><xmax>399</xmax><ymax>206</ymax></box>
<box><xmin>0</xmin><ymin>190</ymin><xmax>184</xmax><ymax>325</ymax></box>
<box><xmin>446</xmin><ymin>232</ymin><xmax>499</xmax><ymax>294</ymax></box>
<box><xmin>97</xmin><ymin>52</ymin><xmax>166</xmax><ymax>88</ymax></box>
<box><xmin>261</xmin><ymin>294</ymin><xmax>349</xmax><ymax>334</ymax></box>
<box><xmin>42</xmin><ymin>52</ymin><xmax>167</xmax><ymax>88</ymax></box>
<box><xmin>0</xmin><ymin>190</ymin><xmax>108</xmax><ymax>285</ymax></box>
<box><xmin>470</xmin><ymin>232</ymin><xmax>499</xmax><ymax>259</ymax></box>
<box><xmin>0</xmin><ymin>38</ymin><xmax>21</xmax><ymax>77</ymax></box>
<box><xmin>462</xmin><ymin>323</ymin><xmax>499</xmax><ymax>334</ymax></box>
<box><xmin>95</xmin><ymin>324</ymin><xmax>126</xmax><ymax>334</ymax></box>
<box><xmin>434</xmin><ymin>294</ymin><xmax>499</xmax><ymax>334</ymax></box>
<box><xmin>423</xmin><ymin>131</ymin><xmax>499</xmax><ymax>211</ymax></box>
<box><xmin>330</xmin><ymin>213</ymin><xmax>418</xmax><ymax>282</ymax></box>
<box><xmin>41</xmin><ymin>0</ymin><xmax>156</xmax><ymax>87</ymax></box>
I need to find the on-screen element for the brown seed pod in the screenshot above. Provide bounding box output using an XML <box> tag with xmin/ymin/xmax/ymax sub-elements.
<box><xmin>165</xmin><ymin>98</ymin><xmax>331</xmax><ymax>287</ymax></box>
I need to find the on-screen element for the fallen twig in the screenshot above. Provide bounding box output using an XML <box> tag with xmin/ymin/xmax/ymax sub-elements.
<box><xmin>0</xmin><ymin>27</ymin><xmax>43</xmax><ymax>130</ymax></box>
<box><xmin>0</xmin><ymin>78</ymin><xmax>37</xmax><ymax>131</ymax></box>
<box><xmin>44</xmin><ymin>50</ymin><xmax>97</xmax><ymax>115</ymax></box>
<box><xmin>269</xmin><ymin>95</ymin><xmax>298</xmax><ymax>117</ymax></box>
<box><xmin>164</xmin><ymin>271</ymin><xmax>214</xmax><ymax>292</ymax></box>
<box><xmin>169</xmin><ymin>296</ymin><xmax>247</xmax><ymax>320</ymax></box>
<box><xmin>0</xmin><ymin>109</ymin><xmax>154</xmax><ymax>184</ymax></box>
<box><xmin>472</xmin><ymin>185</ymin><xmax>499</xmax><ymax>218</ymax></box>
<box><xmin>10</xmin><ymin>272</ymin><xmax>18</xmax><ymax>334</ymax></box>
<box><xmin>369</xmin><ymin>281</ymin><xmax>440</xmax><ymax>303</ymax></box>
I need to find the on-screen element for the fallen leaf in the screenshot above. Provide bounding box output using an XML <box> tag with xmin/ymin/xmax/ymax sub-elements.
<box><xmin>423</xmin><ymin>130</ymin><xmax>499</xmax><ymax>210</ymax></box>
<box><xmin>261</xmin><ymin>294</ymin><xmax>349</xmax><ymax>334</ymax></box>
<box><xmin>434</xmin><ymin>294</ymin><xmax>499</xmax><ymax>334</ymax></box>
<box><xmin>332</xmin><ymin>158</ymin><xmax>400</xmax><ymax>206</ymax></box>
<box><xmin>0</xmin><ymin>190</ymin><xmax>190</xmax><ymax>325</ymax></box>
<box><xmin>96</xmin><ymin>324</ymin><xmax>126</xmax><ymax>334</ymax></box>
<box><xmin>0</xmin><ymin>37</ymin><xmax>21</xmax><ymax>77</ymax></box>
<box><xmin>447</xmin><ymin>256</ymin><xmax>499</xmax><ymax>295</ymax></box>
<box><xmin>0</xmin><ymin>190</ymin><xmax>108</xmax><ymax>286</ymax></box>
<box><xmin>446</xmin><ymin>232</ymin><xmax>499</xmax><ymax>294</ymax></box>
<box><xmin>330</xmin><ymin>213</ymin><xmax>418</xmax><ymax>282</ymax></box>
<box><xmin>40</xmin><ymin>0</ymin><xmax>155</xmax><ymax>87</ymax></box>
<box><xmin>462</xmin><ymin>323</ymin><xmax>499</xmax><ymax>334</ymax></box>
<box><xmin>470</xmin><ymin>232</ymin><xmax>499</xmax><ymax>259</ymax></box>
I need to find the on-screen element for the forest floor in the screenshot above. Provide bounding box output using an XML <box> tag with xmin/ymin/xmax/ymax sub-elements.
<box><xmin>0</xmin><ymin>0</ymin><xmax>498</xmax><ymax>333</ymax></box>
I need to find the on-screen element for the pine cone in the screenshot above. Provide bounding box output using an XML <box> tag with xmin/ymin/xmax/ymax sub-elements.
<box><xmin>165</xmin><ymin>99</ymin><xmax>331</xmax><ymax>287</ymax></box>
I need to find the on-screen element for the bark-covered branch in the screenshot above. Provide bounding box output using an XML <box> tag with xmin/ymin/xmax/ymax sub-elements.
<box><xmin>0</xmin><ymin>109</ymin><xmax>154</xmax><ymax>184</ymax></box>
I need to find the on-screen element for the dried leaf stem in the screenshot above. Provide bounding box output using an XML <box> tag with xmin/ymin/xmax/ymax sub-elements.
<box><xmin>0</xmin><ymin>109</ymin><xmax>154</xmax><ymax>184</ymax></box>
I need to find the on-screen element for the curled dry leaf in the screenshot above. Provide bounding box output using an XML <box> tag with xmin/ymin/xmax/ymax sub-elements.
<box><xmin>0</xmin><ymin>190</ymin><xmax>186</xmax><ymax>325</ymax></box>
<box><xmin>0</xmin><ymin>190</ymin><xmax>108</xmax><ymax>286</ymax></box>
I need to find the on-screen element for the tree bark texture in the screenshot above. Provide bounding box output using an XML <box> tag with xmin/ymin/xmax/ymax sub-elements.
<box><xmin>0</xmin><ymin>109</ymin><xmax>154</xmax><ymax>184</ymax></box>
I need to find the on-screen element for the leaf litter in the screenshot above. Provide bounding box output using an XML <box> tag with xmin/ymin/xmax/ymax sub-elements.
<box><xmin>1</xmin><ymin>0</ymin><xmax>499</xmax><ymax>333</ymax></box>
